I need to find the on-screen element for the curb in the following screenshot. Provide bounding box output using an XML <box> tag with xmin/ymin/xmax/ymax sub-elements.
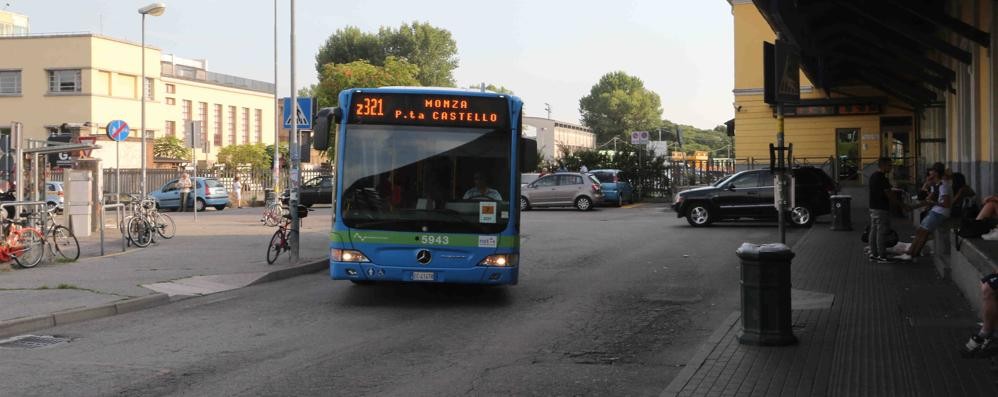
<box><xmin>0</xmin><ymin>259</ymin><xmax>328</xmax><ymax>338</ymax></box>
<box><xmin>248</xmin><ymin>259</ymin><xmax>327</xmax><ymax>286</ymax></box>
<box><xmin>660</xmin><ymin>311</ymin><xmax>740</xmax><ymax>397</ymax></box>
<box><xmin>0</xmin><ymin>293</ymin><xmax>171</xmax><ymax>339</ymax></box>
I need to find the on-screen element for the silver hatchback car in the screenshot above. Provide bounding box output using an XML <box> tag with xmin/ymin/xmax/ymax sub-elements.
<box><xmin>520</xmin><ymin>172</ymin><xmax>604</xmax><ymax>211</ymax></box>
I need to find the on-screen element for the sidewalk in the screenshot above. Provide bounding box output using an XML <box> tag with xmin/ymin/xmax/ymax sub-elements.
<box><xmin>664</xmin><ymin>188</ymin><xmax>998</xmax><ymax>396</ymax></box>
<box><xmin>0</xmin><ymin>207</ymin><xmax>332</xmax><ymax>331</ymax></box>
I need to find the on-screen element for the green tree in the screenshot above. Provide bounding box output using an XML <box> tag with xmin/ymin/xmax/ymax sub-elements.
<box><xmin>467</xmin><ymin>84</ymin><xmax>514</xmax><ymax>95</ymax></box>
<box><xmin>217</xmin><ymin>143</ymin><xmax>270</xmax><ymax>171</ymax></box>
<box><xmin>314</xmin><ymin>57</ymin><xmax>420</xmax><ymax>108</ymax></box>
<box><xmin>579</xmin><ymin>71</ymin><xmax>662</xmax><ymax>144</ymax></box>
<box><xmin>153</xmin><ymin>136</ymin><xmax>191</xmax><ymax>162</ymax></box>
<box><xmin>297</xmin><ymin>84</ymin><xmax>316</xmax><ymax>98</ymax></box>
<box><xmin>314</xmin><ymin>26</ymin><xmax>384</xmax><ymax>74</ymax></box>
<box><xmin>264</xmin><ymin>143</ymin><xmax>290</xmax><ymax>169</ymax></box>
<box><xmin>314</xmin><ymin>22</ymin><xmax>459</xmax><ymax>87</ymax></box>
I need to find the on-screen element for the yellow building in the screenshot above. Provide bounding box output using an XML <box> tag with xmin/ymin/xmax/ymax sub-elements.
<box><xmin>0</xmin><ymin>32</ymin><xmax>275</xmax><ymax>169</ymax></box>
<box><xmin>728</xmin><ymin>0</ymin><xmax>998</xmax><ymax>193</ymax></box>
<box><xmin>0</xmin><ymin>10</ymin><xmax>29</xmax><ymax>36</ymax></box>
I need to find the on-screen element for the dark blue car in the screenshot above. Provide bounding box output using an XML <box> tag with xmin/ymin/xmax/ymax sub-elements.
<box><xmin>589</xmin><ymin>169</ymin><xmax>635</xmax><ymax>206</ymax></box>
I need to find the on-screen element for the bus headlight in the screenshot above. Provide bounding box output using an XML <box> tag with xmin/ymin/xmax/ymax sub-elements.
<box><xmin>479</xmin><ymin>254</ymin><xmax>518</xmax><ymax>267</ymax></box>
<box><xmin>332</xmin><ymin>249</ymin><xmax>370</xmax><ymax>262</ymax></box>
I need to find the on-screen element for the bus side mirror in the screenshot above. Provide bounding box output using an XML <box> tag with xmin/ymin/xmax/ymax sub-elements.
<box><xmin>520</xmin><ymin>137</ymin><xmax>538</xmax><ymax>173</ymax></box>
<box><xmin>312</xmin><ymin>107</ymin><xmax>342</xmax><ymax>151</ymax></box>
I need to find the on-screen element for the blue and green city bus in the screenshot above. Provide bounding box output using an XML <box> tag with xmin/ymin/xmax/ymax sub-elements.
<box><xmin>311</xmin><ymin>87</ymin><xmax>536</xmax><ymax>285</ymax></box>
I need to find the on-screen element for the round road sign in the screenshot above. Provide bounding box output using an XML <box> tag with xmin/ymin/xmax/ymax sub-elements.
<box><xmin>107</xmin><ymin>120</ymin><xmax>130</xmax><ymax>142</ymax></box>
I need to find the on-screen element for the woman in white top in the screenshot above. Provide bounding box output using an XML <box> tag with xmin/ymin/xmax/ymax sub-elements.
<box><xmin>232</xmin><ymin>176</ymin><xmax>242</xmax><ymax>209</ymax></box>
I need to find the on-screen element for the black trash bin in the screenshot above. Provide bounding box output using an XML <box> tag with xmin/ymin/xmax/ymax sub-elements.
<box><xmin>830</xmin><ymin>195</ymin><xmax>853</xmax><ymax>231</ymax></box>
<box><xmin>736</xmin><ymin>243</ymin><xmax>797</xmax><ymax>346</ymax></box>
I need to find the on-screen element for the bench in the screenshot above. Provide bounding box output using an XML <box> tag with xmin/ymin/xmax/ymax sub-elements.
<box><xmin>949</xmin><ymin>233</ymin><xmax>998</xmax><ymax>313</ymax></box>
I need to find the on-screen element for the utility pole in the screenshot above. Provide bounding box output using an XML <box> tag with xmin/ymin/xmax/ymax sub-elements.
<box><xmin>544</xmin><ymin>103</ymin><xmax>551</xmax><ymax>119</ymax></box>
<box><xmin>273</xmin><ymin>0</ymin><xmax>280</xmax><ymax>196</ymax></box>
<box><xmin>288</xmin><ymin>0</ymin><xmax>300</xmax><ymax>262</ymax></box>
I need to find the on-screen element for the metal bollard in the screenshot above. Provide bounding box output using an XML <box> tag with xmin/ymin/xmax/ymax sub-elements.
<box><xmin>830</xmin><ymin>195</ymin><xmax>853</xmax><ymax>231</ymax></box>
<box><xmin>736</xmin><ymin>243</ymin><xmax>797</xmax><ymax>346</ymax></box>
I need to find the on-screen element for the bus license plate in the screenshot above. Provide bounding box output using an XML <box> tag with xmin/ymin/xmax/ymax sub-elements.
<box><xmin>412</xmin><ymin>271</ymin><xmax>434</xmax><ymax>281</ymax></box>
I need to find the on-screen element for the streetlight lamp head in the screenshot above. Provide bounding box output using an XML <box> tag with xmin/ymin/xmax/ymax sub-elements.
<box><xmin>138</xmin><ymin>3</ymin><xmax>166</xmax><ymax>16</ymax></box>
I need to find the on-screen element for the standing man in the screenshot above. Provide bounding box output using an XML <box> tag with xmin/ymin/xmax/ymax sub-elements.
<box><xmin>178</xmin><ymin>172</ymin><xmax>193</xmax><ymax>212</ymax></box>
<box><xmin>868</xmin><ymin>157</ymin><xmax>902</xmax><ymax>262</ymax></box>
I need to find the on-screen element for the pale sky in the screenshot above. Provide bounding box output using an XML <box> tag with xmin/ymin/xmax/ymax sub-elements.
<box><xmin>5</xmin><ymin>0</ymin><xmax>734</xmax><ymax>130</ymax></box>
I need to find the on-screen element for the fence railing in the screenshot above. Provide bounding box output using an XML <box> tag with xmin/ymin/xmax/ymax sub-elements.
<box><xmin>101</xmin><ymin>168</ymin><xmax>333</xmax><ymax>204</ymax></box>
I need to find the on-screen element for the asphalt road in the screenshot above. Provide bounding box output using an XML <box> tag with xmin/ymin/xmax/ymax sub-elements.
<box><xmin>0</xmin><ymin>203</ymin><xmax>808</xmax><ymax>397</ymax></box>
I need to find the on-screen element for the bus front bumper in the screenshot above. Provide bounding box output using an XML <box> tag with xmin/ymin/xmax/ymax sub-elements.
<box><xmin>331</xmin><ymin>262</ymin><xmax>518</xmax><ymax>285</ymax></box>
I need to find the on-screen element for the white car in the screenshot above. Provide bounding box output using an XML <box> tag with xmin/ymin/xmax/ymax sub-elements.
<box><xmin>46</xmin><ymin>181</ymin><xmax>64</xmax><ymax>213</ymax></box>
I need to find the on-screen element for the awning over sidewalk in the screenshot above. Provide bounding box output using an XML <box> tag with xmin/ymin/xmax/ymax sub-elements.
<box><xmin>752</xmin><ymin>0</ymin><xmax>990</xmax><ymax>109</ymax></box>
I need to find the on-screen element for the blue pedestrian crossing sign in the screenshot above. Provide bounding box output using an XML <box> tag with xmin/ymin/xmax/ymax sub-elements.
<box><xmin>283</xmin><ymin>97</ymin><xmax>313</xmax><ymax>130</ymax></box>
<box><xmin>106</xmin><ymin>120</ymin><xmax>130</xmax><ymax>142</ymax></box>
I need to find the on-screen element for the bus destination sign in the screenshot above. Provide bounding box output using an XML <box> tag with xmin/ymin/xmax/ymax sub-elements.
<box><xmin>349</xmin><ymin>93</ymin><xmax>509</xmax><ymax>128</ymax></box>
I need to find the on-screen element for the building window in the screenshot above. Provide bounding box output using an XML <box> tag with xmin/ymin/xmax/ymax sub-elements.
<box><xmin>165</xmin><ymin>97</ymin><xmax>175</xmax><ymax>105</ymax></box>
<box><xmin>228</xmin><ymin>106</ymin><xmax>236</xmax><ymax>144</ymax></box>
<box><xmin>242</xmin><ymin>107</ymin><xmax>250</xmax><ymax>144</ymax></box>
<box><xmin>254</xmin><ymin>109</ymin><xmax>262</xmax><ymax>143</ymax></box>
<box><xmin>165</xmin><ymin>120</ymin><xmax>176</xmax><ymax>138</ymax></box>
<box><xmin>176</xmin><ymin>65</ymin><xmax>197</xmax><ymax>79</ymax></box>
<box><xmin>165</xmin><ymin>83</ymin><xmax>175</xmax><ymax>94</ymax></box>
<box><xmin>182</xmin><ymin>100</ymin><xmax>192</xmax><ymax>121</ymax></box>
<box><xmin>198</xmin><ymin>102</ymin><xmax>208</xmax><ymax>147</ymax></box>
<box><xmin>47</xmin><ymin>69</ymin><xmax>81</xmax><ymax>93</ymax></box>
<box><xmin>0</xmin><ymin>70</ymin><xmax>20</xmax><ymax>94</ymax></box>
<box><xmin>144</xmin><ymin>78</ymin><xmax>154</xmax><ymax>100</ymax></box>
<box><xmin>214</xmin><ymin>104</ymin><xmax>223</xmax><ymax>146</ymax></box>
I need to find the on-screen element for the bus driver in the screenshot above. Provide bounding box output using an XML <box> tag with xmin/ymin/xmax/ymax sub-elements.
<box><xmin>463</xmin><ymin>172</ymin><xmax>502</xmax><ymax>201</ymax></box>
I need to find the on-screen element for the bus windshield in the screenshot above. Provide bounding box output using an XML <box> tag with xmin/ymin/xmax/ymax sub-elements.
<box><xmin>340</xmin><ymin>124</ymin><xmax>511</xmax><ymax>234</ymax></box>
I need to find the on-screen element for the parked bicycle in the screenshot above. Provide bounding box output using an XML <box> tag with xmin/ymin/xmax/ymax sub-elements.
<box><xmin>122</xmin><ymin>194</ymin><xmax>176</xmax><ymax>248</ymax></box>
<box><xmin>24</xmin><ymin>207</ymin><xmax>80</xmax><ymax>262</ymax></box>
<box><xmin>0</xmin><ymin>213</ymin><xmax>45</xmax><ymax>268</ymax></box>
<box><xmin>265</xmin><ymin>205</ymin><xmax>307</xmax><ymax>264</ymax></box>
<box><xmin>260</xmin><ymin>197</ymin><xmax>285</xmax><ymax>227</ymax></box>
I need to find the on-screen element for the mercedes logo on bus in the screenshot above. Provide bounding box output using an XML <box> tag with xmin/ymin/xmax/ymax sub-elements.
<box><xmin>416</xmin><ymin>249</ymin><xmax>432</xmax><ymax>265</ymax></box>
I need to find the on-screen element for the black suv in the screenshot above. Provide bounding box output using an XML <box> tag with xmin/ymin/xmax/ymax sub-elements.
<box><xmin>282</xmin><ymin>175</ymin><xmax>334</xmax><ymax>207</ymax></box>
<box><xmin>671</xmin><ymin>167</ymin><xmax>836</xmax><ymax>227</ymax></box>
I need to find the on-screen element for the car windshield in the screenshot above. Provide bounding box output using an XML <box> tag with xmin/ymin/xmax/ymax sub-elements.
<box><xmin>522</xmin><ymin>174</ymin><xmax>539</xmax><ymax>185</ymax></box>
<box><xmin>340</xmin><ymin>124</ymin><xmax>511</xmax><ymax>234</ymax></box>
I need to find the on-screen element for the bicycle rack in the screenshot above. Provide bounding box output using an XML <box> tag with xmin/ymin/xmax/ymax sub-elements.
<box><xmin>0</xmin><ymin>201</ymin><xmax>49</xmax><ymax>230</ymax></box>
<box><xmin>100</xmin><ymin>200</ymin><xmax>127</xmax><ymax>256</ymax></box>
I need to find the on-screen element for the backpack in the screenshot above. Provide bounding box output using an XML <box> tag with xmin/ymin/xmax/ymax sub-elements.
<box><xmin>957</xmin><ymin>218</ymin><xmax>993</xmax><ymax>238</ymax></box>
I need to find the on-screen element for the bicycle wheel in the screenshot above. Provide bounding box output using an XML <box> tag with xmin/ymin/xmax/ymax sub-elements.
<box><xmin>263</xmin><ymin>205</ymin><xmax>281</xmax><ymax>227</ymax></box>
<box><xmin>266</xmin><ymin>230</ymin><xmax>284</xmax><ymax>264</ymax></box>
<box><xmin>127</xmin><ymin>217</ymin><xmax>153</xmax><ymax>248</ymax></box>
<box><xmin>153</xmin><ymin>213</ymin><xmax>176</xmax><ymax>239</ymax></box>
<box><xmin>50</xmin><ymin>225</ymin><xmax>80</xmax><ymax>262</ymax></box>
<box><xmin>12</xmin><ymin>228</ymin><xmax>44</xmax><ymax>269</ymax></box>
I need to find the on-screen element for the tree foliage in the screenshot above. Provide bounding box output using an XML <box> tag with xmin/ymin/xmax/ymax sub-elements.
<box><xmin>314</xmin><ymin>58</ymin><xmax>420</xmax><ymax>108</ymax></box>
<box><xmin>314</xmin><ymin>22</ymin><xmax>459</xmax><ymax>87</ymax></box>
<box><xmin>659</xmin><ymin>120</ymin><xmax>733</xmax><ymax>157</ymax></box>
<box><xmin>153</xmin><ymin>136</ymin><xmax>191</xmax><ymax>162</ymax></box>
<box><xmin>579</xmin><ymin>71</ymin><xmax>662</xmax><ymax>144</ymax></box>
<box><xmin>217</xmin><ymin>143</ymin><xmax>271</xmax><ymax>171</ymax></box>
<box><xmin>554</xmin><ymin>144</ymin><xmax>669</xmax><ymax>196</ymax></box>
<box><xmin>467</xmin><ymin>84</ymin><xmax>514</xmax><ymax>95</ymax></box>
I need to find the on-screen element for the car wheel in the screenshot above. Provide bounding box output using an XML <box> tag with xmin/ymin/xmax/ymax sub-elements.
<box><xmin>686</xmin><ymin>203</ymin><xmax>712</xmax><ymax>227</ymax></box>
<box><xmin>575</xmin><ymin>196</ymin><xmax>593</xmax><ymax>211</ymax></box>
<box><xmin>520</xmin><ymin>196</ymin><xmax>530</xmax><ymax>211</ymax></box>
<box><xmin>214</xmin><ymin>205</ymin><xmax>226</xmax><ymax>211</ymax></box>
<box><xmin>195</xmin><ymin>198</ymin><xmax>206</xmax><ymax>212</ymax></box>
<box><xmin>46</xmin><ymin>201</ymin><xmax>57</xmax><ymax>211</ymax></box>
<box><xmin>788</xmin><ymin>206</ymin><xmax>814</xmax><ymax>227</ymax></box>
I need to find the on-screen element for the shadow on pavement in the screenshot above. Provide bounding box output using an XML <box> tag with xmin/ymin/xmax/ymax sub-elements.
<box><xmin>335</xmin><ymin>282</ymin><xmax>512</xmax><ymax>308</ymax></box>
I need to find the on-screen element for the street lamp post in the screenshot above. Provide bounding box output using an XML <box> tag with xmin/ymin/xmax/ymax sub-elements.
<box><xmin>138</xmin><ymin>2</ymin><xmax>166</xmax><ymax>197</ymax></box>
